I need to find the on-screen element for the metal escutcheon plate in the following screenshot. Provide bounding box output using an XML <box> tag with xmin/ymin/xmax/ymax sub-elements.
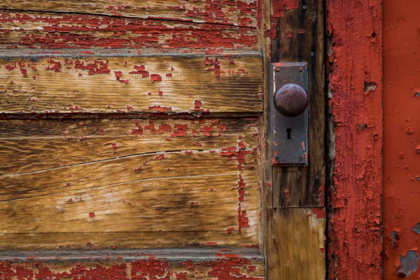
<box><xmin>270</xmin><ymin>62</ymin><xmax>308</xmax><ymax>166</ymax></box>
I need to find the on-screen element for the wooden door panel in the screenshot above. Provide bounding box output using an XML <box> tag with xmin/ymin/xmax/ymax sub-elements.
<box><xmin>0</xmin><ymin>0</ymin><xmax>259</xmax><ymax>27</ymax></box>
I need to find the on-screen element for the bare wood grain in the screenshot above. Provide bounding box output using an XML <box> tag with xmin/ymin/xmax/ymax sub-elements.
<box><xmin>0</xmin><ymin>174</ymin><xmax>253</xmax><ymax>233</ymax></box>
<box><xmin>0</xmin><ymin>0</ymin><xmax>258</xmax><ymax>27</ymax></box>
<box><xmin>0</xmin><ymin>118</ymin><xmax>258</xmax><ymax>175</ymax></box>
<box><xmin>0</xmin><ymin>118</ymin><xmax>260</xmax><ymax>250</ymax></box>
<box><xmin>0</xmin><ymin>55</ymin><xmax>262</xmax><ymax>115</ymax></box>
<box><xmin>267</xmin><ymin>208</ymin><xmax>325</xmax><ymax>280</ymax></box>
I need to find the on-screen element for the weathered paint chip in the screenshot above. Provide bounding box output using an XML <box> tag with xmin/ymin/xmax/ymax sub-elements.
<box><xmin>412</xmin><ymin>223</ymin><xmax>420</xmax><ymax>234</ymax></box>
<box><xmin>397</xmin><ymin>250</ymin><xmax>420</xmax><ymax>278</ymax></box>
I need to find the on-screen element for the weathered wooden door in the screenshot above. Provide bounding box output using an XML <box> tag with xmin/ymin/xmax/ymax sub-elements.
<box><xmin>0</xmin><ymin>1</ymin><xmax>325</xmax><ymax>279</ymax></box>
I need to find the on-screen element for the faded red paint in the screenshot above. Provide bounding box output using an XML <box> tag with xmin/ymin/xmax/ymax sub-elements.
<box><xmin>383</xmin><ymin>0</ymin><xmax>420</xmax><ymax>278</ymax></box>
<box><xmin>327</xmin><ymin>0</ymin><xmax>383</xmax><ymax>279</ymax></box>
<box><xmin>0</xmin><ymin>256</ymin><xmax>263</xmax><ymax>280</ymax></box>
<box><xmin>0</xmin><ymin>12</ymin><xmax>258</xmax><ymax>52</ymax></box>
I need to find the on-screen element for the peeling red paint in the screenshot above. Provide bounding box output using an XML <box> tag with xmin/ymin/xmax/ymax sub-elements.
<box><xmin>327</xmin><ymin>0</ymin><xmax>383</xmax><ymax>279</ymax></box>
<box><xmin>0</xmin><ymin>11</ymin><xmax>258</xmax><ymax>52</ymax></box>
<box><xmin>0</xmin><ymin>255</ymin><xmax>263</xmax><ymax>280</ymax></box>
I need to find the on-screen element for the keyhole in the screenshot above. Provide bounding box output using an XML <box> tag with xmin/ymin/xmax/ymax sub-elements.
<box><xmin>286</xmin><ymin>128</ymin><xmax>292</xmax><ymax>139</ymax></box>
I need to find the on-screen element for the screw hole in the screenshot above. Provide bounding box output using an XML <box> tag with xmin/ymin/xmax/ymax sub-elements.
<box><xmin>286</xmin><ymin>128</ymin><xmax>292</xmax><ymax>139</ymax></box>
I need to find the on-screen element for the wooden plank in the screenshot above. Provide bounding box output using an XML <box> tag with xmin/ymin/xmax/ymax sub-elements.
<box><xmin>0</xmin><ymin>249</ymin><xmax>264</xmax><ymax>279</ymax></box>
<box><xmin>0</xmin><ymin>0</ymin><xmax>259</xmax><ymax>27</ymax></box>
<box><xmin>0</xmin><ymin>54</ymin><xmax>262</xmax><ymax>115</ymax></box>
<box><xmin>0</xmin><ymin>11</ymin><xmax>259</xmax><ymax>52</ymax></box>
<box><xmin>327</xmin><ymin>0</ymin><xmax>383</xmax><ymax>279</ymax></box>
<box><xmin>0</xmin><ymin>118</ymin><xmax>258</xmax><ymax>175</ymax></box>
<box><xmin>270</xmin><ymin>0</ymin><xmax>325</xmax><ymax>207</ymax></box>
<box><xmin>0</xmin><ymin>118</ymin><xmax>260</xmax><ymax>250</ymax></box>
<box><xmin>0</xmin><ymin>174</ymin><xmax>254</xmax><ymax>233</ymax></box>
<box><xmin>264</xmin><ymin>1</ymin><xmax>326</xmax><ymax>279</ymax></box>
<box><xmin>267</xmin><ymin>208</ymin><xmax>325</xmax><ymax>280</ymax></box>
<box><xmin>0</xmin><ymin>232</ymin><xmax>259</xmax><ymax>251</ymax></box>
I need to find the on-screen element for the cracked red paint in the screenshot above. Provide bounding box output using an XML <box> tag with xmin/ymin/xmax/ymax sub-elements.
<box><xmin>0</xmin><ymin>255</ymin><xmax>263</xmax><ymax>280</ymax></box>
<box><xmin>0</xmin><ymin>11</ymin><xmax>258</xmax><ymax>52</ymax></box>
<box><xmin>327</xmin><ymin>0</ymin><xmax>383</xmax><ymax>279</ymax></box>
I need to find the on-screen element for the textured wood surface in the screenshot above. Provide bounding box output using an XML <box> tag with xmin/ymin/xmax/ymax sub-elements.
<box><xmin>267</xmin><ymin>208</ymin><xmax>325</xmax><ymax>280</ymax></box>
<box><xmin>0</xmin><ymin>118</ymin><xmax>260</xmax><ymax>250</ymax></box>
<box><xmin>270</xmin><ymin>0</ymin><xmax>325</xmax><ymax>207</ymax></box>
<box><xmin>0</xmin><ymin>11</ymin><xmax>258</xmax><ymax>52</ymax></box>
<box><xmin>0</xmin><ymin>0</ymin><xmax>259</xmax><ymax>27</ymax></box>
<box><xmin>0</xmin><ymin>249</ymin><xmax>264</xmax><ymax>279</ymax></box>
<box><xmin>0</xmin><ymin>54</ymin><xmax>262</xmax><ymax>115</ymax></box>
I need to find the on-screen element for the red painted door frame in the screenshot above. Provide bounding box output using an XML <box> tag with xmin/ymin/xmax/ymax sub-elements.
<box><xmin>326</xmin><ymin>0</ymin><xmax>383</xmax><ymax>279</ymax></box>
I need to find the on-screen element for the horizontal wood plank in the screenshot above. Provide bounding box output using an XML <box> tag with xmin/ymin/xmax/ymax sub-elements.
<box><xmin>0</xmin><ymin>55</ymin><xmax>262</xmax><ymax>115</ymax></box>
<box><xmin>0</xmin><ymin>0</ymin><xmax>259</xmax><ymax>27</ymax></box>
<box><xmin>0</xmin><ymin>249</ymin><xmax>264</xmax><ymax>279</ymax></box>
<box><xmin>0</xmin><ymin>118</ymin><xmax>261</xmax><ymax>249</ymax></box>
<box><xmin>0</xmin><ymin>232</ymin><xmax>260</xmax><ymax>251</ymax></box>
<box><xmin>0</xmin><ymin>118</ymin><xmax>258</xmax><ymax>175</ymax></box>
<box><xmin>0</xmin><ymin>11</ymin><xmax>258</xmax><ymax>51</ymax></box>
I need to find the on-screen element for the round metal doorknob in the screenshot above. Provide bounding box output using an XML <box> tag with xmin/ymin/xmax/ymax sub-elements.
<box><xmin>273</xmin><ymin>83</ymin><xmax>308</xmax><ymax>117</ymax></box>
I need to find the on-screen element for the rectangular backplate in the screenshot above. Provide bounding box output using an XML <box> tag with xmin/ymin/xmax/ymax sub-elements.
<box><xmin>270</xmin><ymin>62</ymin><xmax>308</xmax><ymax>166</ymax></box>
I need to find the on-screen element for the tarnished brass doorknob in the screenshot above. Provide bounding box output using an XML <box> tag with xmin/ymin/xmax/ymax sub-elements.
<box><xmin>273</xmin><ymin>83</ymin><xmax>308</xmax><ymax>117</ymax></box>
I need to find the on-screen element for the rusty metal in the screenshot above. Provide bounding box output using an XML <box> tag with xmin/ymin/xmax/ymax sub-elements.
<box><xmin>270</xmin><ymin>62</ymin><xmax>308</xmax><ymax>166</ymax></box>
<box><xmin>273</xmin><ymin>83</ymin><xmax>308</xmax><ymax>117</ymax></box>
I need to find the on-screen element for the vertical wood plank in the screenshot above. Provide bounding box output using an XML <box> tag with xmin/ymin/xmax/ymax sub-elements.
<box><xmin>265</xmin><ymin>0</ymin><xmax>326</xmax><ymax>279</ymax></box>
<box><xmin>267</xmin><ymin>208</ymin><xmax>325</xmax><ymax>279</ymax></box>
<box><xmin>270</xmin><ymin>0</ymin><xmax>325</xmax><ymax>207</ymax></box>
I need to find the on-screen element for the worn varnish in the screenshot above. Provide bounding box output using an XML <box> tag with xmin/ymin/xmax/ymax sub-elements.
<box><xmin>0</xmin><ymin>249</ymin><xmax>264</xmax><ymax>279</ymax></box>
<box><xmin>0</xmin><ymin>11</ymin><xmax>258</xmax><ymax>52</ymax></box>
<box><xmin>327</xmin><ymin>0</ymin><xmax>383</xmax><ymax>279</ymax></box>
<box><xmin>0</xmin><ymin>118</ymin><xmax>260</xmax><ymax>250</ymax></box>
<box><xmin>0</xmin><ymin>0</ymin><xmax>259</xmax><ymax>27</ymax></box>
<box><xmin>0</xmin><ymin>54</ymin><xmax>262</xmax><ymax>115</ymax></box>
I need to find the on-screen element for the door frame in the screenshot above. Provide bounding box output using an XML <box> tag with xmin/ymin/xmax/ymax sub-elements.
<box><xmin>262</xmin><ymin>0</ymin><xmax>383</xmax><ymax>279</ymax></box>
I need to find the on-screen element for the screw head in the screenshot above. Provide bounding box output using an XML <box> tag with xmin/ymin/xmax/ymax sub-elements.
<box><xmin>273</xmin><ymin>83</ymin><xmax>308</xmax><ymax>117</ymax></box>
